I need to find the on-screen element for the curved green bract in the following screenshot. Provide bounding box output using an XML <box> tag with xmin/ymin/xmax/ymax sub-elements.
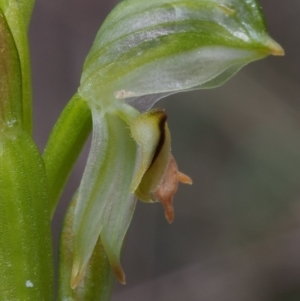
<box><xmin>79</xmin><ymin>0</ymin><xmax>282</xmax><ymax>112</ymax></box>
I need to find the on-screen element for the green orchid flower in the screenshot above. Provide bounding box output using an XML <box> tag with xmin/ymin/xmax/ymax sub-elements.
<box><xmin>70</xmin><ymin>0</ymin><xmax>284</xmax><ymax>289</ymax></box>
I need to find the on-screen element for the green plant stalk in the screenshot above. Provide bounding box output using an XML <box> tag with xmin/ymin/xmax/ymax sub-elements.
<box><xmin>1</xmin><ymin>0</ymin><xmax>35</xmax><ymax>133</ymax></box>
<box><xmin>43</xmin><ymin>93</ymin><xmax>92</xmax><ymax>216</ymax></box>
<box><xmin>11</xmin><ymin>21</ymin><xmax>33</xmax><ymax>133</ymax></box>
<box><xmin>13</xmin><ymin>0</ymin><xmax>35</xmax><ymax>30</ymax></box>
<box><xmin>0</xmin><ymin>0</ymin><xmax>34</xmax><ymax>26</ymax></box>
<box><xmin>0</xmin><ymin>8</ymin><xmax>22</xmax><ymax>127</ymax></box>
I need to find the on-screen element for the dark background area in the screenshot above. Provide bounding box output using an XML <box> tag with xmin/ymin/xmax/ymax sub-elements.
<box><xmin>29</xmin><ymin>1</ymin><xmax>300</xmax><ymax>300</ymax></box>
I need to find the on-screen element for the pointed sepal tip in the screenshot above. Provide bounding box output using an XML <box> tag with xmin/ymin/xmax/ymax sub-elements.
<box><xmin>266</xmin><ymin>38</ymin><xmax>285</xmax><ymax>56</ymax></box>
<box><xmin>70</xmin><ymin>260</ymin><xmax>86</xmax><ymax>289</ymax></box>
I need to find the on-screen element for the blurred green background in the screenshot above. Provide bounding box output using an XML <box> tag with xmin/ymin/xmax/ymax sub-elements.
<box><xmin>29</xmin><ymin>1</ymin><xmax>300</xmax><ymax>300</ymax></box>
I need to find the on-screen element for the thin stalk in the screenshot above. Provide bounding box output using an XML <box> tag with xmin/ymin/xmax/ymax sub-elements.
<box><xmin>0</xmin><ymin>8</ymin><xmax>22</xmax><ymax>128</ymax></box>
<box><xmin>4</xmin><ymin>1</ymin><xmax>35</xmax><ymax>133</ymax></box>
<box><xmin>43</xmin><ymin>93</ymin><xmax>92</xmax><ymax>216</ymax></box>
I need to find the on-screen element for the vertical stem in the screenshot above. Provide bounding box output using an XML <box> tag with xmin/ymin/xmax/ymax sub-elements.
<box><xmin>0</xmin><ymin>9</ymin><xmax>22</xmax><ymax>128</ymax></box>
<box><xmin>4</xmin><ymin>1</ymin><xmax>34</xmax><ymax>133</ymax></box>
<box><xmin>43</xmin><ymin>94</ymin><xmax>92</xmax><ymax>216</ymax></box>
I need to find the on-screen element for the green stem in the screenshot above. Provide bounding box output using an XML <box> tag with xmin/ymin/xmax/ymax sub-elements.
<box><xmin>0</xmin><ymin>8</ymin><xmax>22</xmax><ymax>127</ymax></box>
<box><xmin>43</xmin><ymin>93</ymin><xmax>92</xmax><ymax>216</ymax></box>
<box><xmin>4</xmin><ymin>1</ymin><xmax>35</xmax><ymax>133</ymax></box>
<box><xmin>19</xmin><ymin>29</ymin><xmax>32</xmax><ymax>133</ymax></box>
<box><xmin>16</xmin><ymin>0</ymin><xmax>36</xmax><ymax>30</ymax></box>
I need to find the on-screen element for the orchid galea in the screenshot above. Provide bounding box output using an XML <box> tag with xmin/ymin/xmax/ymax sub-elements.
<box><xmin>66</xmin><ymin>0</ymin><xmax>284</xmax><ymax>289</ymax></box>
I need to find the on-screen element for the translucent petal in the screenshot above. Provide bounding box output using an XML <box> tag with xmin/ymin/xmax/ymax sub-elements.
<box><xmin>112</xmin><ymin>46</ymin><xmax>263</xmax><ymax>105</ymax></box>
<box><xmin>132</xmin><ymin>110</ymin><xmax>172</xmax><ymax>203</ymax></box>
<box><xmin>130</xmin><ymin>109</ymin><xmax>170</xmax><ymax>194</ymax></box>
<box><xmin>59</xmin><ymin>195</ymin><xmax>114</xmax><ymax>301</ymax></box>
<box><xmin>71</xmin><ymin>109</ymin><xmax>137</xmax><ymax>287</ymax></box>
<box><xmin>125</xmin><ymin>64</ymin><xmax>243</xmax><ymax>111</ymax></box>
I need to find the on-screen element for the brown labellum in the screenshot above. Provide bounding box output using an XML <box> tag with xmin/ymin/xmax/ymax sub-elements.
<box><xmin>154</xmin><ymin>155</ymin><xmax>192</xmax><ymax>223</ymax></box>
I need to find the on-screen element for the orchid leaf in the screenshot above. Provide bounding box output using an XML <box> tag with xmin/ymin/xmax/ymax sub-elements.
<box><xmin>0</xmin><ymin>127</ymin><xmax>53</xmax><ymax>299</ymax></box>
